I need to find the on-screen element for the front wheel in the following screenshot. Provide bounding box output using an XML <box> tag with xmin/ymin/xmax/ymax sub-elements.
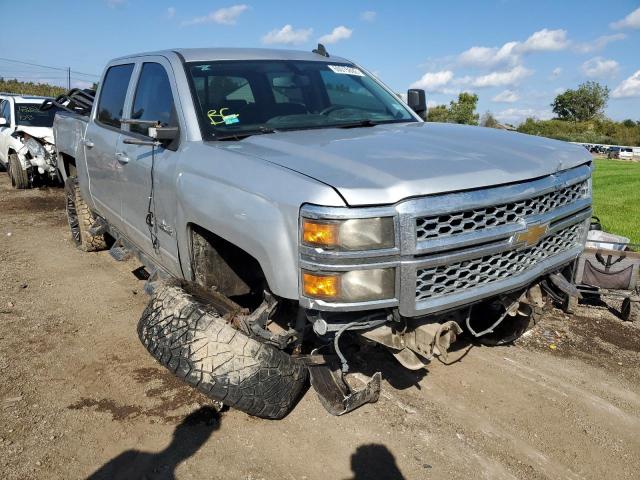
<box><xmin>138</xmin><ymin>282</ymin><xmax>308</xmax><ymax>419</ymax></box>
<box><xmin>65</xmin><ymin>177</ymin><xmax>107</xmax><ymax>252</ymax></box>
<box><xmin>9</xmin><ymin>154</ymin><xmax>30</xmax><ymax>189</ymax></box>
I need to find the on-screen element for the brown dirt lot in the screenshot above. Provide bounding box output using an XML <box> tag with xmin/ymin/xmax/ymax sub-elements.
<box><xmin>1</xmin><ymin>174</ymin><xmax>639</xmax><ymax>480</ymax></box>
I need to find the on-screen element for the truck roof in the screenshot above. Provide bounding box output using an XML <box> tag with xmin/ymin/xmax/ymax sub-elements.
<box><xmin>112</xmin><ymin>47</ymin><xmax>350</xmax><ymax>64</ymax></box>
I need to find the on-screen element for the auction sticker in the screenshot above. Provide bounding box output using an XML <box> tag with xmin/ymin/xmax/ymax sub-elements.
<box><xmin>328</xmin><ymin>65</ymin><xmax>365</xmax><ymax>76</ymax></box>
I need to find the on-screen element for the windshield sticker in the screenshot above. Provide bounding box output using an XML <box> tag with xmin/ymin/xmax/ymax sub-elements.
<box><xmin>207</xmin><ymin>108</ymin><xmax>240</xmax><ymax>126</ymax></box>
<box><xmin>328</xmin><ymin>65</ymin><xmax>365</xmax><ymax>76</ymax></box>
<box><xmin>197</xmin><ymin>65</ymin><xmax>211</xmax><ymax>71</ymax></box>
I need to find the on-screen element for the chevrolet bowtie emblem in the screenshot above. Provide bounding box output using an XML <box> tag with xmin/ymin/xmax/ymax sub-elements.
<box><xmin>515</xmin><ymin>223</ymin><xmax>549</xmax><ymax>247</ymax></box>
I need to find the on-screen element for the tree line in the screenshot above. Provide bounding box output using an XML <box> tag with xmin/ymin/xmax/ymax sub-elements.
<box><xmin>0</xmin><ymin>78</ymin><xmax>67</xmax><ymax>97</ymax></box>
<box><xmin>424</xmin><ymin>80</ymin><xmax>640</xmax><ymax>146</ymax></box>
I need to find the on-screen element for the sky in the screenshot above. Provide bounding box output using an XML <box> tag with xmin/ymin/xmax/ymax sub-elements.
<box><xmin>1</xmin><ymin>0</ymin><xmax>639</xmax><ymax>125</ymax></box>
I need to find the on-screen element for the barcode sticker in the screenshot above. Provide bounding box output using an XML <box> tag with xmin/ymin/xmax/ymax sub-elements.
<box><xmin>328</xmin><ymin>65</ymin><xmax>365</xmax><ymax>76</ymax></box>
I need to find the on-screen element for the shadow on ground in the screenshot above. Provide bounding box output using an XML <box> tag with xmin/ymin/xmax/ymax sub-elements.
<box><xmin>85</xmin><ymin>406</ymin><xmax>220</xmax><ymax>480</ymax></box>
<box><xmin>345</xmin><ymin>444</ymin><xmax>406</xmax><ymax>480</ymax></box>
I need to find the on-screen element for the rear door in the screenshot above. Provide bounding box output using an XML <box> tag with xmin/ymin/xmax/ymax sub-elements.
<box><xmin>84</xmin><ymin>62</ymin><xmax>135</xmax><ymax>229</ymax></box>
<box><xmin>117</xmin><ymin>57</ymin><xmax>183</xmax><ymax>275</ymax></box>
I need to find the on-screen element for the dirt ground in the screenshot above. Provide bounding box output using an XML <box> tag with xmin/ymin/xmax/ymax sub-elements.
<box><xmin>1</xmin><ymin>175</ymin><xmax>639</xmax><ymax>480</ymax></box>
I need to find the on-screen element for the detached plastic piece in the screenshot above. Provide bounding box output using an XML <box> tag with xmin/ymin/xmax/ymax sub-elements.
<box><xmin>307</xmin><ymin>350</ymin><xmax>381</xmax><ymax>416</ymax></box>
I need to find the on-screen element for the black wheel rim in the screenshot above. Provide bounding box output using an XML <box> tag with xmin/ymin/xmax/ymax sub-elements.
<box><xmin>66</xmin><ymin>185</ymin><xmax>81</xmax><ymax>246</ymax></box>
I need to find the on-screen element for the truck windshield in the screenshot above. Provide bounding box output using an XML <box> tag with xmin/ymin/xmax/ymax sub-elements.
<box><xmin>15</xmin><ymin>103</ymin><xmax>60</xmax><ymax>127</ymax></box>
<box><xmin>185</xmin><ymin>60</ymin><xmax>416</xmax><ymax>138</ymax></box>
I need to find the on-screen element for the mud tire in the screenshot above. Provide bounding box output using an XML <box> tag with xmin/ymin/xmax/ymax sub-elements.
<box><xmin>65</xmin><ymin>177</ymin><xmax>107</xmax><ymax>252</ymax></box>
<box><xmin>9</xmin><ymin>154</ymin><xmax>30</xmax><ymax>189</ymax></box>
<box><xmin>137</xmin><ymin>282</ymin><xmax>308</xmax><ymax>419</ymax></box>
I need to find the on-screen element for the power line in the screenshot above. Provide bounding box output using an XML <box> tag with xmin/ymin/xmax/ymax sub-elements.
<box><xmin>0</xmin><ymin>57</ymin><xmax>99</xmax><ymax>78</ymax></box>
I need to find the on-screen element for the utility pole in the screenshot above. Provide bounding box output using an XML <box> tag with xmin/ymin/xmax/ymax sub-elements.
<box><xmin>67</xmin><ymin>67</ymin><xmax>71</xmax><ymax>90</ymax></box>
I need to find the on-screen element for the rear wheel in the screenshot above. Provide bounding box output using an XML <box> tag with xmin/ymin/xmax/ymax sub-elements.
<box><xmin>9</xmin><ymin>154</ymin><xmax>29</xmax><ymax>189</ymax></box>
<box><xmin>621</xmin><ymin>297</ymin><xmax>639</xmax><ymax>322</ymax></box>
<box><xmin>65</xmin><ymin>177</ymin><xmax>107</xmax><ymax>252</ymax></box>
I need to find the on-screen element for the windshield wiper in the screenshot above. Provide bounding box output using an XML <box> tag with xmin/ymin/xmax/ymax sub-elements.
<box><xmin>214</xmin><ymin>125</ymin><xmax>277</xmax><ymax>141</ymax></box>
<box><xmin>334</xmin><ymin>119</ymin><xmax>380</xmax><ymax>129</ymax></box>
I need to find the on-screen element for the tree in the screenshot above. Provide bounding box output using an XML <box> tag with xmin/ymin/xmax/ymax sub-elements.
<box><xmin>426</xmin><ymin>92</ymin><xmax>479</xmax><ymax>125</ymax></box>
<box><xmin>481</xmin><ymin>111</ymin><xmax>499</xmax><ymax>128</ymax></box>
<box><xmin>551</xmin><ymin>81</ymin><xmax>609</xmax><ymax>122</ymax></box>
<box><xmin>426</xmin><ymin>104</ymin><xmax>449</xmax><ymax>122</ymax></box>
<box><xmin>448</xmin><ymin>92</ymin><xmax>479</xmax><ymax>125</ymax></box>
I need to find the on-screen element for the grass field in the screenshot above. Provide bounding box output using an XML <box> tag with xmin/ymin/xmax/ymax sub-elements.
<box><xmin>592</xmin><ymin>159</ymin><xmax>640</xmax><ymax>244</ymax></box>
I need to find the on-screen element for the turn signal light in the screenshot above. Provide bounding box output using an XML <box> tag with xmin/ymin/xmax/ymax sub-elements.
<box><xmin>302</xmin><ymin>272</ymin><xmax>340</xmax><ymax>299</ymax></box>
<box><xmin>302</xmin><ymin>220</ymin><xmax>339</xmax><ymax>248</ymax></box>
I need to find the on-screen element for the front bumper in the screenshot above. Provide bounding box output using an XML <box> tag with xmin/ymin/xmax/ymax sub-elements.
<box><xmin>299</xmin><ymin>164</ymin><xmax>592</xmax><ymax>317</ymax></box>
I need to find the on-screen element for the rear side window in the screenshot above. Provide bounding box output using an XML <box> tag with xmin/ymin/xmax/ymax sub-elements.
<box><xmin>97</xmin><ymin>64</ymin><xmax>134</xmax><ymax>128</ymax></box>
<box><xmin>1</xmin><ymin>100</ymin><xmax>11</xmax><ymax>124</ymax></box>
<box><xmin>130</xmin><ymin>62</ymin><xmax>177</xmax><ymax>136</ymax></box>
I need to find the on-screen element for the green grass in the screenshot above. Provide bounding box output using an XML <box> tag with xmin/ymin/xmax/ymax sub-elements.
<box><xmin>591</xmin><ymin>159</ymin><xmax>640</xmax><ymax>244</ymax></box>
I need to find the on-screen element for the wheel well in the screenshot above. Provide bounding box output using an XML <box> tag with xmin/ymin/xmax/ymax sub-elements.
<box><xmin>59</xmin><ymin>153</ymin><xmax>77</xmax><ymax>178</ymax></box>
<box><xmin>189</xmin><ymin>224</ymin><xmax>267</xmax><ymax>308</ymax></box>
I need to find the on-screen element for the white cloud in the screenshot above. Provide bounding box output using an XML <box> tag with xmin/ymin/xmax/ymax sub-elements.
<box><xmin>457</xmin><ymin>28</ymin><xmax>568</xmax><ymax>70</ymax></box>
<box><xmin>410</xmin><ymin>70</ymin><xmax>454</xmax><ymax>92</ymax></box>
<box><xmin>262</xmin><ymin>24</ymin><xmax>313</xmax><ymax>45</ymax></box>
<box><xmin>519</xmin><ymin>28</ymin><xmax>569</xmax><ymax>52</ymax></box>
<box><xmin>581</xmin><ymin>57</ymin><xmax>619</xmax><ymax>78</ymax></box>
<box><xmin>106</xmin><ymin>0</ymin><xmax>125</xmax><ymax>8</ymax></box>
<box><xmin>495</xmin><ymin>108</ymin><xmax>553</xmax><ymax>125</ymax></box>
<box><xmin>612</xmin><ymin>70</ymin><xmax>640</xmax><ymax>98</ymax></box>
<box><xmin>319</xmin><ymin>26</ymin><xmax>353</xmax><ymax>44</ymax></box>
<box><xmin>610</xmin><ymin>7</ymin><xmax>640</xmax><ymax>30</ymax></box>
<box><xmin>550</xmin><ymin>67</ymin><xmax>562</xmax><ymax>79</ymax></box>
<box><xmin>167</xmin><ymin>6</ymin><xmax>176</xmax><ymax>19</ymax></box>
<box><xmin>360</xmin><ymin>11</ymin><xmax>376</xmax><ymax>22</ymax></box>
<box><xmin>465</xmin><ymin>65</ymin><xmax>532</xmax><ymax>88</ymax></box>
<box><xmin>458</xmin><ymin>42</ymin><xmax>519</xmax><ymax>68</ymax></box>
<box><xmin>574</xmin><ymin>33</ymin><xmax>626</xmax><ymax>53</ymax></box>
<box><xmin>492</xmin><ymin>90</ymin><xmax>520</xmax><ymax>103</ymax></box>
<box><xmin>182</xmin><ymin>4</ymin><xmax>249</xmax><ymax>26</ymax></box>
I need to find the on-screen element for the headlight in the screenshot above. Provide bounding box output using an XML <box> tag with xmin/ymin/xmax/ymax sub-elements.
<box><xmin>24</xmin><ymin>137</ymin><xmax>46</xmax><ymax>158</ymax></box>
<box><xmin>302</xmin><ymin>268</ymin><xmax>395</xmax><ymax>302</ymax></box>
<box><xmin>301</xmin><ymin>217</ymin><xmax>395</xmax><ymax>251</ymax></box>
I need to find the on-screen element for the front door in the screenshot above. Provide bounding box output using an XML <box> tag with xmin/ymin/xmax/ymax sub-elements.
<box><xmin>117</xmin><ymin>58</ymin><xmax>182</xmax><ymax>276</ymax></box>
<box><xmin>84</xmin><ymin>62</ymin><xmax>135</xmax><ymax>231</ymax></box>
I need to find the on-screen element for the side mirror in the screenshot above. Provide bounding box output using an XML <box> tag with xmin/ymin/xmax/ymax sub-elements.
<box><xmin>407</xmin><ymin>89</ymin><xmax>427</xmax><ymax>119</ymax></box>
<box><xmin>149</xmin><ymin>126</ymin><xmax>179</xmax><ymax>142</ymax></box>
<box><xmin>0</xmin><ymin>117</ymin><xmax>7</xmax><ymax>126</ymax></box>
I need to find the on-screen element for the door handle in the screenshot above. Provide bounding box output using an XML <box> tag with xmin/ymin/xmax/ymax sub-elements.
<box><xmin>115</xmin><ymin>151</ymin><xmax>130</xmax><ymax>164</ymax></box>
<box><xmin>84</xmin><ymin>139</ymin><xmax>95</xmax><ymax>148</ymax></box>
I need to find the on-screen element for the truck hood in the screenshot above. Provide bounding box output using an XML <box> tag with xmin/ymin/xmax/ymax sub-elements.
<box><xmin>14</xmin><ymin>126</ymin><xmax>54</xmax><ymax>144</ymax></box>
<box><xmin>220</xmin><ymin>122</ymin><xmax>592</xmax><ymax>206</ymax></box>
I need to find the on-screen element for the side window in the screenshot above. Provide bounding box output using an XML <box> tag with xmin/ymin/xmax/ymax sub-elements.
<box><xmin>268</xmin><ymin>73</ymin><xmax>305</xmax><ymax>104</ymax></box>
<box><xmin>1</xmin><ymin>100</ymin><xmax>11</xmax><ymax>124</ymax></box>
<box><xmin>97</xmin><ymin>63</ymin><xmax>134</xmax><ymax>129</ymax></box>
<box><xmin>130</xmin><ymin>62</ymin><xmax>177</xmax><ymax>136</ymax></box>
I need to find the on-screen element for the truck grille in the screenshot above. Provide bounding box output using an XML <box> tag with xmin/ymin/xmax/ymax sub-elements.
<box><xmin>415</xmin><ymin>223</ymin><xmax>584</xmax><ymax>301</ymax></box>
<box><xmin>416</xmin><ymin>180</ymin><xmax>588</xmax><ymax>241</ymax></box>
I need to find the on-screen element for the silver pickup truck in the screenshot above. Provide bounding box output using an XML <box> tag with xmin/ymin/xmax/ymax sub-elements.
<box><xmin>53</xmin><ymin>47</ymin><xmax>592</xmax><ymax>419</ymax></box>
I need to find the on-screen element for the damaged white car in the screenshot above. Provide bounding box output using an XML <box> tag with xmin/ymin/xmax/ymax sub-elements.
<box><xmin>0</xmin><ymin>94</ymin><xmax>61</xmax><ymax>188</ymax></box>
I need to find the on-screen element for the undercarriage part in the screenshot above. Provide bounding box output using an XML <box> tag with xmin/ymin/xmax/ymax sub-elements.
<box><xmin>138</xmin><ymin>281</ymin><xmax>308</xmax><ymax>419</ymax></box>
<box><xmin>231</xmin><ymin>292</ymin><xmax>298</xmax><ymax>349</ymax></box>
<box><xmin>464</xmin><ymin>285</ymin><xmax>546</xmax><ymax>345</ymax></box>
<box><xmin>64</xmin><ymin>177</ymin><xmax>108</xmax><ymax>252</ymax></box>
<box><xmin>108</xmin><ymin>244</ymin><xmax>132</xmax><ymax>262</ymax></box>
<box><xmin>361</xmin><ymin>320</ymin><xmax>463</xmax><ymax>370</ymax></box>
<box><xmin>307</xmin><ymin>350</ymin><xmax>381</xmax><ymax>416</ymax></box>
